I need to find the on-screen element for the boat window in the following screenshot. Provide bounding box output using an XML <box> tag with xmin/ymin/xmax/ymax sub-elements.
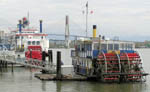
<box><xmin>108</xmin><ymin>44</ymin><xmax>113</xmax><ymax>50</ymax></box>
<box><xmin>76</xmin><ymin>45</ymin><xmax>80</xmax><ymax>51</ymax></box>
<box><xmin>125</xmin><ymin>44</ymin><xmax>128</xmax><ymax>50</ymax></box>
<box><xmin>28</xmin><ymin>41</ymin><xmax>31</xmax><ymax>45</ymax></box>
<box><xmin>86</xmin><ymin>44</ymin><xmax>92</xmax><ymax>51</ymax></box>
<box><xmin>101</xmin><ymin>44</ymin><xmax>107</xmax><ymax>50</ymax></box>
<box><xmin>16</xmin><ymin>36</ymin><xmax>19</xmax><ymax>39</ymax></box>
<box><xmin>37</xmin><ymin>41</ymin><xmax>40</xmax><ymax>45</ymax></box>
<box><xmin>94</xmin><ymin>43</ymin><xmax>99</xmax><ymax>50</ymax></box>
<box><xmin>84</xmin><ymin>60</ymin><xmax>86</xmax><ymax>67</ymax></box>
<box><xmin>121</xmin><ymin>44</ymin><xmax>125</xmax><ymax>50</ymax></box>
<box><xmin>82</xmin><ymin>60</ymin><xmax>84</xmax><ymax>67</ymax></box>
<box><xmin>128</xmin><ymin>44</ymin><xmax>133</xmax><ymax>50</ymax></box>
<box><xmin>126</xmin><ymin>44</ymin><xmax>129</xmax><ymax>50</ymax></box>
<box><xmin>32</xmin><ymin>41</ymin><xmax>35</xmax><ymax>45</ymax></box>
<box><xmin>130</xmin><ymin>44</ymin><xmax>133</xmax><ymax>50</ymax></box>
<box><xmin>81</xmin><ymin>44</ymin><xmax>85</xmax><ymax>51</ymax></box>
<box><xmin>114</xmin><ymin>44</ymin><xmax>119</xmax><ymax>50</ymax></box>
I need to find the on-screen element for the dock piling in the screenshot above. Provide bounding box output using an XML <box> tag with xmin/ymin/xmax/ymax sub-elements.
<box><xmin>5</xmin><ymin>62</ymin><xmax>7</xmax><ymax>68</ymax></box>
<box><xmin>56</xmin><ymin>51</ymin><xmax>62</xmax><ymax>79</ymax></box>
<box><xmin>1</xmin><ymin>61</ymin><xmax>4</xmax><ymax>70</ymax></box>
<box><xmin>42</xmin><ymin>51</ymin><xmax>46</xmax><ymax>73</ymax></box>
<box><xmin>0</xmin><ymin>60</ymin><xmax>2</xmax><ymax>69</ymax></box>
<box><xmin>11</xmin><ymin>63</ymin><xmax>14</xmax><ymax>72</ymax></box>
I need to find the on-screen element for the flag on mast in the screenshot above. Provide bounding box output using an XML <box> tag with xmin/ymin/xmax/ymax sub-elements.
<box><xmin>90</xmin><ymin>10</ymin><xmax>93</xmax><ymax>14</ymax></box>
<box><xmin>22</xmin><ymin>17</ymin><xmax>29</xmax><ymax>28</ymax></box>
<box><xmin>85</xmin><ymin>1</ymin><xmax>88</xmax><ymax>37</ymax></box>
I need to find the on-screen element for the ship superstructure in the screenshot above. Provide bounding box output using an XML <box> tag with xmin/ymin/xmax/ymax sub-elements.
<box><xmin>11</xmin><ymin>19</ymin><xmax>49</xmax><ymax>52</ymax></box>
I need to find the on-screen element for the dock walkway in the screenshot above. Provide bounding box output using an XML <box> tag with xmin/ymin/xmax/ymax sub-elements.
<box><xmin>0</xmin><ymin>51</ymin><xmax>56</xmax><ymax>72</ymax></box>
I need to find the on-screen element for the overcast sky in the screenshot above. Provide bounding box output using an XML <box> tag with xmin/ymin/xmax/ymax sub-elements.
<box><xmin>0</xmin><ymin>0</ymin><xmax>150</xmax><ymax>41</ymax></box>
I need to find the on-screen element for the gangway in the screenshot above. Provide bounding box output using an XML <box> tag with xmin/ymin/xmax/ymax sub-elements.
<box><xmin>0</xmin><ymin>51</ymin><xmax>56</xmax><ymax>73</ymax></box>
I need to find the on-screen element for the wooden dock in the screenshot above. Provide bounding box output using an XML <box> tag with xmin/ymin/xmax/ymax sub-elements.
<box><xmin>34</xmin><ymin>73</ymin><xmax>87</xmax><ymax>81</ymax></box>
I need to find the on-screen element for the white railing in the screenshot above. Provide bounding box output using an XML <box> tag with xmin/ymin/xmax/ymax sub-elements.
<box><xmin>0</xmin><ymin>52</ymin><xmax>56</xmax><ymax>72</ymax></box>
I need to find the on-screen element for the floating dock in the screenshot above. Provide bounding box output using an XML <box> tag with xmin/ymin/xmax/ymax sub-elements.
<box><xmin>35</xmin><ymin>73</ymin><xmax>87</xmax><ymax>81</ymax></box>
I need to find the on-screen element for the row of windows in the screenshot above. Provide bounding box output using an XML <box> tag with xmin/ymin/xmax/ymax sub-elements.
<box><xmin>94</xmin><ymin>43</ymin><xmax>132</xmax><ymax>50</ymax></box>
<box><xmin>77</xmin><ymin>43</ymin><xmax>133</xmax><ymax>51</ymax></box>
<box><xmin>101</xmin><ymin>44</ymin><xmax>119</xmax><ymax>50</ymax></box>
<box><xmin>120</xmin><ymin>44</ymin><xmax>133</xmax><ymax>50</ymax></box>
<box><xmin>22</xmin><ymin>32</ymin><xmax>34</xmax><ymax>33</ymax></box>
<box><xmin>76</xmin><ymin>44</ymin><xmax>92</xmax><ymax>51</ymax></box>
<box><xmin>16</xmin><ymin>36</ymin><xmax>44</xmax><ymax>39</ymax></box>
<box><xmin>28</xmin><ymin>41</ymin><xmax>40</xmax><ymax>45</ymax></box>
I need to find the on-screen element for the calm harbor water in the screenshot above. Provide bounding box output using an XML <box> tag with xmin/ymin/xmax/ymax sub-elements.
<box><xmin>0</xmin><ymin>49</ymin><xmax>150</xmax><ymax>92</ymax></box>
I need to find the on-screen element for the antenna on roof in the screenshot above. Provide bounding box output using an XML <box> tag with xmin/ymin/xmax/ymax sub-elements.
<box><xmin>85</xmin><ymin>1</ymin><xmax>88</xmax><ymax>37</ymax></box>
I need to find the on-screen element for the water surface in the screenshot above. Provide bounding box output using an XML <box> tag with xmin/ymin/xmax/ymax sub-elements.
<box><xmin>0</xmin><ymin>49</ymin><xmax>149</xmax><ymax>92</ymax></box>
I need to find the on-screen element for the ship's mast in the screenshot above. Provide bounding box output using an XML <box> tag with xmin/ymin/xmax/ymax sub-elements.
<box><xmin>27</xmin><ymin>11</ymin><xmax>30</xmax><ymax>29</ymax></box>
<box><xmin>86</xmin><ymin>1</ymin><xmax>88</xmax><ymax>37</ymax></box>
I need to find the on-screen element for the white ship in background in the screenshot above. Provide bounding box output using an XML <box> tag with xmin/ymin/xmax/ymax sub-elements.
<box><xmin>10</xmin><ymin>17</ymin><xmax>49</xmax><ymax>52</ymax></box>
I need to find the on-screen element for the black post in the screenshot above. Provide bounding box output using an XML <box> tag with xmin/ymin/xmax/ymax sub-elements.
<box><xmin>2</xmin><ymin>61</ymin><xmax>5</xmax><ymax>68</ymax></box>
<box><xmin>0</xmin><ymin>61</ymin><xmax>2</xmax><ymax>69</ymax></box>
<box><xmin>5</xmin><ymin>62</ymin><xmax>7</xmax><ymax>68</ymax></box>
<box><xmin>12</xmin><ymin>63</ymin><xmax>13</xmax><ymax>72</ymax></box>
<box><xmin>0</xmin><ymin>61</ymin><xmax>1</xmax><ymax>69</ymax></box>
<box><xmin>0</xmin><ymin>61</ymin><xmax>2</xmax><ymax>72</ymax></box>
<box><xmin>2</xmin><ymin>61</ymin><xmax>3</xmax><ymax>68</ymax></box>
<box><xmin>4</xmin><ymin>62</ymin><xmax>6</xmax><ymax>68</ymax></box>
<box><xmin>42</xmin><ymin>51</ymin><xmax>46</xmax><ymax>73</ymax></box>
<box><xmin>57</xmin><ymin>51</ymin><xmax>61</xmax><ymax>79</ymax></box>
<box><xmin>42</xmin><ymin>51</ymin><xmax>46</xmax><ymax>62</ymax></box>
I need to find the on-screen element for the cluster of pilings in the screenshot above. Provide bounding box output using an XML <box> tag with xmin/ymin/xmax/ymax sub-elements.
<box><xmin>0</xmin><ymin>60</ymin><xmax>7</xmax><ymax>68</ymax></box>
<box><xmin>41</xmin><ymin>50</ymin><xmax>53</xmax><ymax>73</ymax></box>
<box><xmin>0</xmin><ymin>60</ymin><xmax>8</xmax><ymax>68</ymax></box>
<box><xmin>0</xmin><ymin>60</ymin><xmax>14</xmax><ymax>72</ymax></box>
<box><xmin>41</xmin><ymin>50</ymin><xmax>62</xmax><ymax>79</ymax></box>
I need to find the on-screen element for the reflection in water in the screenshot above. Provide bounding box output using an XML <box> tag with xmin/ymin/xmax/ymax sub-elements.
<box><xmin>56</xmin><ymin>81</ymin><xmax>147</xmax><ymax>92</ymax></box>
<box><xmin>56</xmin><ymin>81</ymin><xmax>61</xmax><ymax>92</ymax></box>
<box><xmin>29</xmin><ymin>69</ymin><xmax>33</xmax><ymax>80</ymax></box>
<box><xmin>42</xmin><ymin>81</ymin><xmax>46</xmax><ymax>91</ymax></box>
<box><xmin>0</xmin><ymin>67</ymin><xmax>8</xmax><ymax>72</ymax></box>
<box><xmin>0</xmin><ymin>68</ymin><xmax>148</xmax><ymax>92</ymax></box>
<box><xmin>0</xmin><ymin>49</ymin><xmax>149</xmax><ymax>92</ymax></box>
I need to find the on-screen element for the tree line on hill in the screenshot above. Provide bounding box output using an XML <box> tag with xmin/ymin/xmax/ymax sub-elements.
<box><xmin>135</xmin><ymin>41</ymin><xmax>150</xmax><ymax>48</ymax></box>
